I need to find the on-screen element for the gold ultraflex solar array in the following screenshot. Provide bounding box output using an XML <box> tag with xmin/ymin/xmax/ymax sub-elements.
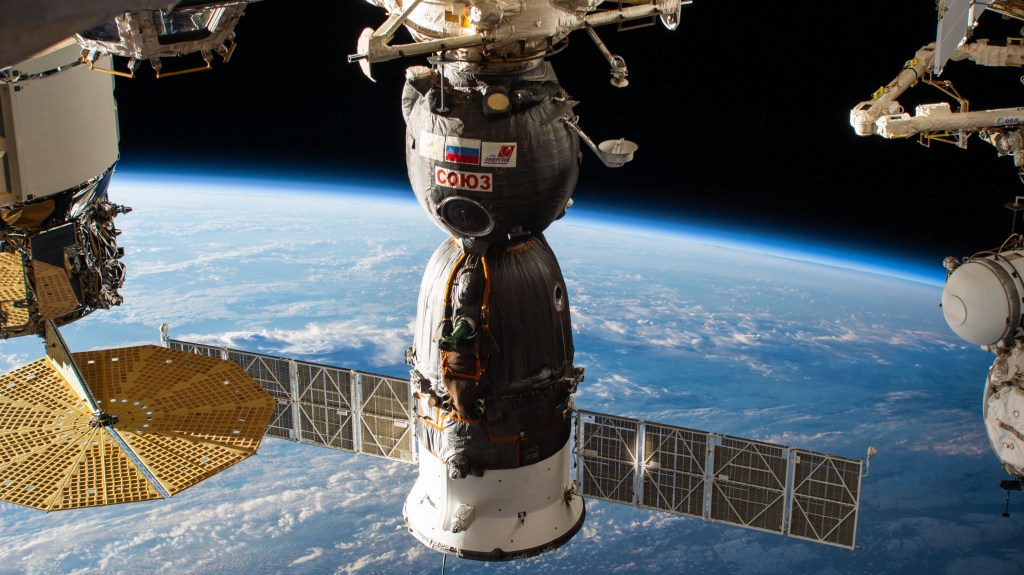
<box><xmin>0</xmin><ymin>322</ymin><xmax>275</xmax><ymax>510</ymax></box>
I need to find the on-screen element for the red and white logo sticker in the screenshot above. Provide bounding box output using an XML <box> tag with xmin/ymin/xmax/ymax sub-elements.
<box><xmin>481</xmin><ymin>142</ymin><xmax>517</xmax><ymax>167</ymax></box>
<box><xmin>434</xmin><ymin>167</ymin><xmax>493</xmax><ymax>192</ymax></box>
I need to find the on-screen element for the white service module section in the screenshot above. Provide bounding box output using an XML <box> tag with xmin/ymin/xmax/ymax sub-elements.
<box><xmin>986</xmin><ymin>352</ymin><xmax>1024</xmax><ymax>475</ymax></box>
<box><xmin>3</xmin><ymin>42</ymin><xmax>119</xmax><ymax>201</ymax></box>
<box><xmin>403</xmin><ymin>441</ymin><xmax>584</xmax><ymax>558</ymax></box>
<box><xmin>942</xmin><ymin>253</ymin><xmax>1024</xmax><ymax>346</ymax></box>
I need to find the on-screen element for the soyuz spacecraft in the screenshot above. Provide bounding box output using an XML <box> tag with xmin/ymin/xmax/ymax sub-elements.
<box><xmin>0</xmin><ymin>0</ymin><xmax>871</xmax><ymax>564</ymax></box>
<box><xmin>851</xmin><ymin>1</ymin><xmax>1024</xmax><ymax>492</ymax></box>
<box><xmin>357</xmin><ymin>0</ymin><xmax>681</xmax><ymax>557</ymax></box>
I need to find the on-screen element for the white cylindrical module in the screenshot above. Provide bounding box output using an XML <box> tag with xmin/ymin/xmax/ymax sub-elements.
<box><xmin>984</xmin><ymin>349</ymin><xmax>1024</xmax><ymax>477</ymax></box>
<box><xmin>941</xmin><ymin>251</ymin><xmax>1024</xmax><ymax>346</ymax></box>
<box><xmin>1</xmin><ymin>40</ymin><xmax>119</xmax><ymax>205</ymax></box>
<box><xmin>875</xmin><ymin>106</ymin><xmax>1024</xmax><ymax>139</ymax></box>
<box><xmin>404</xmin><ymin>442</ymin><xmax>585</xmax><ymax>560</ymax></box>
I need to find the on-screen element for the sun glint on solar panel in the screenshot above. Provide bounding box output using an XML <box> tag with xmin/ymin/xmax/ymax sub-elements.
<box><xmin>577</xmin><ymin>412</ymin><xmax>639</xmax><ymax>505</ymax></box>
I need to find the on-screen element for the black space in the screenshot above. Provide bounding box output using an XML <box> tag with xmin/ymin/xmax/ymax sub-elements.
<box><xmin>113</xmin><ymin>0</ymin><xmax>1024</xmax><ymax>266</ymax></box>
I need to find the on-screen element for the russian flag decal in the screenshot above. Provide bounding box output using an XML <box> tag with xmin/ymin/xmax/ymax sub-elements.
<box><xmin>443</xmin><ymin>137</ymin><xmax>481</xmax><ymax>165</ymax></box>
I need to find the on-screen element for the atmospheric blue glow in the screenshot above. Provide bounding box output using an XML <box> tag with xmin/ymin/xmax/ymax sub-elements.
<box><xmin>566</xmin><ymin>207</ymin><xmax>944</xmax><ymax>287</ymax></box>
<box><xmin>114</xmin><ymin>167</ymin><xmax>944</xmax><ymax>287</ymax></box>
<box><xmin>113</xmin><ymin>167</ymin><xmax>412</xmax><ymax>206</ymax></box>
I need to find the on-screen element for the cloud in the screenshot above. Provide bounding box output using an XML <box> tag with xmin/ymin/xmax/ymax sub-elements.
<box><xmin>180</xmin><ymin>319</ymin><xmax>413</xmax><ymax>367</ymax></box>
<box><xmin>0</xmin><ymin>441</ymin><xmax>424</xmax><ymax>575</ymax></box>
<box><xmin>290</xmin><ymin>547</ymin><xmax>324</xmax><ymax>566</ymax></box>
<box><xmin>581</xmin><ymin>373</ymin><xmax>663</xmax><ymax>401</ymax></box>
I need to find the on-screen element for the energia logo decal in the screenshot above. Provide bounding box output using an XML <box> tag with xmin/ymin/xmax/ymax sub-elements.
<box><xmin>481</xmin><ymin>142</ymin><xmax>517</xmax><ymax>167</ymax></box>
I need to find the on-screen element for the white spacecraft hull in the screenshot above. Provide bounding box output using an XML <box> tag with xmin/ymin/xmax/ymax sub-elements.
<box><xmin>403</xmin><ymin>441</ymin><xmax>585</xmax><ymax>560</ymax></box>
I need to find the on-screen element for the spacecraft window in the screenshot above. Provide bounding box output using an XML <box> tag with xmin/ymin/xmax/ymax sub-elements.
<box><xmin>81</xmin><ymin>22</ymin><xmax>120</xmax><ymax>43</ymax></box>
<box><xmin>155</xmin><ymin>8</ymin><xmax>224</xmax><ymax>44</ymax></box>
<box><xmin>553</xmin><ymin>284</ymin><xmax>565</xmax><ymax>312</ymax></box>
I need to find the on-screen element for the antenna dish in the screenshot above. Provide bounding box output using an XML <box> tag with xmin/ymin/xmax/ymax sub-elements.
<box><xmin>353</xmin><ymin>28</ymin><xmax>375</xmax><ymax>82</ymax></box>
<box><xmin>660</xmin><ymin>2</ymin><xmax>681</xmax><ymax>30</ymax></box>
<box><xmin>597</xmin><ymin>139</ymin><xmax>638</xmax><ymax>167</ymax></box>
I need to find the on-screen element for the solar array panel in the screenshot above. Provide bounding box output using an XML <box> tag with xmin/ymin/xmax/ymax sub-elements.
<box><xmin>576</xmin><ymin>410</ymin><xmax>863</xmax><ymax>549</ymax></box>
<box><xmin>357</xmin><ymin>374</ymin><xmax>413</xmax><ymax>462</ymax></box>
<box><xmin>295</xmin><ymin>363</ymin><xmax>355</xmax><ymax>451</ymax></box>
<box><xmin>709</xmin><ymin>435</ymin><xmax>788</xmax><ymax>534</ymax></box>
<box><xmin>167</xmin><ymin>340</ymin><xmax>864</xmax><ymax>548</ymax></box>
<box><xmin>577</xmin><ymin>412</ymin><xmax>639</xmax><ymax>504</ymax></box>
<box><xmin>641</xmin><ymin>423</ymin><xmax>708</xmax><ymax>518</ymax></box>
<box><xmin>167</xmin><ymin>340</ymin><xmax>413</xmax><ymax>463</ymax></box>
<box><xmin>226</xmin><ymin>350</ymin><xmax>291</xmax><ymax>401</ymax></box>
<box><xmin>166</xmin><ymin>340</ymin><xmax>221</xmax><ymax>358</ymax></box>
<box><xmin>789</xmin><ymin>449</ymin><xmax>863</xmax><ymax>547</ymax></box>
<box><xmin>225</xmin><ymin>350</ymin><xmax>294</xmax><ymax>439</ymax></box>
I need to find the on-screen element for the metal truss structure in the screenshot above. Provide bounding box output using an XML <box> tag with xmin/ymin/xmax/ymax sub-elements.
<box><xmin>168</xmin><ymin>339</ymin><xmax>863</xmax><ymax>549</ymax></box>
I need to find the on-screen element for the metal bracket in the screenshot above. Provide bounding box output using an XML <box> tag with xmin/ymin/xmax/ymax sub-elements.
<box><xmin>153</xmin><ymin>50</ymin><xmax>213</xmax><ymax>79</ymax></box>
<box><xmin>585</xmin><ymin>27</ymin><xmax>628</xmax><ymax>88</ymax></box>
<box><xmin>561</xmin><ymin>115</ymin><xmax>637</xmax><ymax>168</ymax></box>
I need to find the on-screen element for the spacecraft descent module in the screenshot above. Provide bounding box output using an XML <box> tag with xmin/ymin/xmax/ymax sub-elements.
<box><xmin>400</xmin><ymin>65</ymin><xmax>589</xmax><ymax>554</ymax></box>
